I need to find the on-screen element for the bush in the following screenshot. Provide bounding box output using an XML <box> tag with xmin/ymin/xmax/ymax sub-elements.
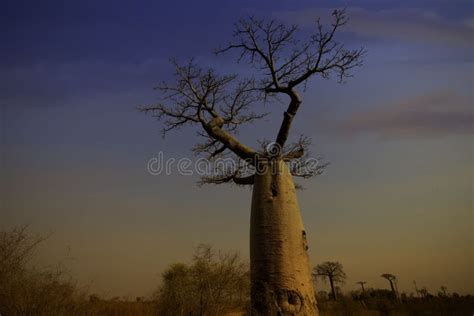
<box><xmin>0</xmin><ymin>226</ymin><xmax>89</xmax><ymax>315</ymax></box>
<box><xmin>153</xmin><ymin>244</ymin><xmax>250</xmax><ymax>315</ymax></box>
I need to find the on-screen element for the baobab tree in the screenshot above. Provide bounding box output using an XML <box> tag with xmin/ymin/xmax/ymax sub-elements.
<box><xmin>140</xmin><ymin>9</ymin><xmax>364</xmax><ymax>315</ymax></box>
<box><xmin>313</xmin><ymin>261</ymin><xmax>347</xmax><ymax>301</ymax></box>
<box><xmin>356</xmin><ymin>281</ymin><xmax>367</xmax><ymax>294</ymax></box>
<box><xmin>381</xmin><ymin>273</ymin><xmax>399</xmax><ymax>300</ymax></box>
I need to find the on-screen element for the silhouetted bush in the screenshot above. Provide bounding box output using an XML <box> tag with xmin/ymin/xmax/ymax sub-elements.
<box><xmin>153</xmin><ymin>244</ymin><xmax>250</xmax><ymax>316</ymax></box>
<box><xmin>0</xmin><ymin>226</ymin><xmax>156</xmax><ymax>316</ymax></box>
<box><xmin>0</xmin><ymin>226</ymin><xmax>89</xmax><ymax>315</ymax></box>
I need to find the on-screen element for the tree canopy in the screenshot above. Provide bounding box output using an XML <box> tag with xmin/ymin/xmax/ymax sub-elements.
<box><xmin>139</xmin><ymin>9</ymin><xmax>365</xmax><ymax>185</ymax></box>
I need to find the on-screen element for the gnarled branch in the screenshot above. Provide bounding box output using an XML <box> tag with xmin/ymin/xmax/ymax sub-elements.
<box><xmin>142</xmin><ymin>10</ymin><xmax>364</xmax><ymax>185</ymax></box>
<box><xmin>217</xmin><ymin>9</ymin><xmax>365</xmax><ymax>148</ymax></box>
<box><xmin>138</xmin><ymin>60</ymin><xmax>265</xmax><ymax>162</ymax></box>
<box><xmin>198</xmin><ymin>160</ymin><xmax>255</xmax><ymax>186</ymax></box>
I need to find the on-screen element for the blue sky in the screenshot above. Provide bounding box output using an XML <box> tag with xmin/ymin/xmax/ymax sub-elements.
<box><xmin>1</xmin><ymin>0</ymin><xmax>473</xmax><ymax>297</ymax></box>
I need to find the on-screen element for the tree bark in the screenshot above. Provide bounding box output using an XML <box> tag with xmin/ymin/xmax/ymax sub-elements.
<box><xmin>250</xmin><ymin>159</ymin><xmax>318</xmax><ymax>315</ymax></box>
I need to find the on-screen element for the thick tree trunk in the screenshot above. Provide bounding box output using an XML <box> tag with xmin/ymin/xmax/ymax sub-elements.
<box><xmin>389</xmin><ymin>281</ymin><xmax>395</xmax><ymax>294</ymax></box>
<box><xmin>329</xmin><ymin>277</ymin><xmax>336</xmax><ymax>301</ymax></box>
<box><xmin>389</xmin><ymin>281</ymin><xmax>398</xmax><ymax>300</ymax></box>
<box><xmin>250</xmin><ymin>160</ymin><xmax>318</xmax><ymax>315</ymax></box>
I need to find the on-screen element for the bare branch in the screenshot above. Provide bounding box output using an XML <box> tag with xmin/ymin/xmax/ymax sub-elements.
<box><xmin>282</xmin><ymin>135</ymin><xmax>311</xmax><ymax>160</ymax></box>
<box><xmin>216</xmin><ymin>9</ymin><xmax>365</xmax><ymax>148</ymax></box>
<box><xmin>199</xmin><ymin>173</ymin><xmax>255</xmax><ymax>186</ymax></box>
<box><xmin>198</xmin><ymin>160</ymin><xmax>255</xmax><ymax>186</ymax></box>
<box><xmin>139</xmin><ymin>60</ymin><xmax>265</xmax><ymax>162</ymax></box>
<box><xmin>290</xmin><ymin>158</ymin><xmax>329</xmax><ymax>179</ymax></box>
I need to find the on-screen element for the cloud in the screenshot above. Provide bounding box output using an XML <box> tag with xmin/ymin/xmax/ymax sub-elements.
<box><xmin>337</xmin><ymin>91</ymin><xmax>473</xmax><ymax>137</ymax></box>
<box><xmin>274</xmin><ymin>7</ymin><xmax>473</xmax><ymax>48</ymax></box>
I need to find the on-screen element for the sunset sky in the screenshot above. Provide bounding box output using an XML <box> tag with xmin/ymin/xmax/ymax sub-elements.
<box><xmin>2</xmin><ymin>0</ymin><xmax>473</xmax><ymax>298</ymax></box>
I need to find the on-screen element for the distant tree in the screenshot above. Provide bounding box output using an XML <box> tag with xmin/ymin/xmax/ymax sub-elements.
<box><xmin>313</xmin><ymin>261</ymin><xmax>346</xmax><ymax>300</ymax></box>
<box><xmin>0</xmin><ymin>226</ymin><xmax>86</xmax><ymax>315</ymax></box>
<box><xmin>356</xmin><ymin>281</ymin><xmax>367</xmax><ymax>293</ymax></box>
<box><xmin>381</xmin><ymin>273</ymin><xmax>399</xmax><ymax>300</ymax></box>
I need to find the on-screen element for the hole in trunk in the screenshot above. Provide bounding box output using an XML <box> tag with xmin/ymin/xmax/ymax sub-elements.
<box><xmin>270</xmin><ymin>176</ymin><xmax>278</xmax><ymax>197</ymax></box>
<box><xmin>302</xmin><ymin>230</ymin><xmax>309</xmax><ymax>251</ymax></box>
<box><xmin>271</xmin><ymin>185</ymin><xmax>278</xmax><ymax>197</ymax></box>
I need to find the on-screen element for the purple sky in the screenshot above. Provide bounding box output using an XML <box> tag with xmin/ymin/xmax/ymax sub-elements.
<box><xmin>1</xmin><ymin>0</ymin><xmax>473</xmax><ymax>297</ymax></box>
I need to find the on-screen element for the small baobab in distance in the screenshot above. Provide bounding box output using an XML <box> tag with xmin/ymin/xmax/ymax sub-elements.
<box><xmin>140</xmin><ymin>9</ymin><xmax>364</xmax><ymax>315</ymax></box>
<box><xmin>356</xmin><ymin>281</ymin><xmax>367</xmax><ymax>294</ymax></box>
<box><xmin>313</xmin><ymin>261</ymin><xmax>347</xmax><ymax>301</ymax></box>
<box><xmin>381</xmin><ymin>273</ymin><xmax>399</xmax><ymax>300</ymax></box>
